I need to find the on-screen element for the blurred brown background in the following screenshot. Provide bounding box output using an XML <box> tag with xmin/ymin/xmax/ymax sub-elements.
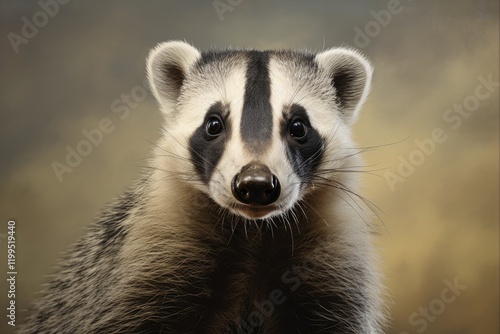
<box><xmin>0</xmin><ymin>0</ymin><xmax>498</xmax><ymax>333</ymax></box>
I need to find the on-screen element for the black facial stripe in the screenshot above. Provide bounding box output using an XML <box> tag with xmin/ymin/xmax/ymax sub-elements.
<box><xmin>241</xmin><ymin>51</ymin><xmax>273</xmax><ymax>152</ymax></box>
<box><xmin>281</xmin><ymin>104</ymin><xmax>325</xmax><ymax>183</ymax></box>
<box><xmin>189</xmin><ymin>102</ymin><xmax>230</xmax><ymax>184</ymax></box>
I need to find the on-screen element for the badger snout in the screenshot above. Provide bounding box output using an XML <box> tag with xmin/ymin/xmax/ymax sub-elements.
<box><xmin>231</xmin><ymin>164</ymin><xmax>281</xmax><ymax>206</ymax></box>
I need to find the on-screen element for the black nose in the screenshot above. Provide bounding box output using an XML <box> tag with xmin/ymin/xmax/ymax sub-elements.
<box><xmin>231</xmin><ymin>164</ymin><xmax>281</xmax><ymax>206</ymax></box>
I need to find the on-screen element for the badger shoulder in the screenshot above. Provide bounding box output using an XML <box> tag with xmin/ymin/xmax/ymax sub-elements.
<box><xmin>17</xmin><ymin>184</ymin><xmax>143</xmax><ymax>333</ymax></box>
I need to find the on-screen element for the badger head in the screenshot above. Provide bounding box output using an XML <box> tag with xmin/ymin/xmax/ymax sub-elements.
<box><xmin>147</xmin><ymin>41</ymin><xmax>372</xmax><ymax>220</ymax></box>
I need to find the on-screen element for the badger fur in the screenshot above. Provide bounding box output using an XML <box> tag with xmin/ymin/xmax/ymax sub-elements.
<box><xmin>19</xmin><ymin>41</ymin><xmax>385</xmax><ymax>334</ymax></box>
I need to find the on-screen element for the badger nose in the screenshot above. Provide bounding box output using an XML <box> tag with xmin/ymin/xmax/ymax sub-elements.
<box><xmin>231</xmin><ymin>164</ymin><xmax>281</xmax><ymax>206</ymax></box>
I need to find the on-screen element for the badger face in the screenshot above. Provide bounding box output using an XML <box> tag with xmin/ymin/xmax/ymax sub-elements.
<box><xmin>147</xmin><ymin>42</ymin><xmax>372</xmax><ymax>220</ymax></box>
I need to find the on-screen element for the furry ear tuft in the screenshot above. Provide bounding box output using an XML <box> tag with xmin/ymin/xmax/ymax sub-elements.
<box><xmin>315</xmin><ymin>48</ymin><xmax>373</xmax><ymax>124</ymax></box>
<box><xmin>147</xmin><ymin>41</ymin><xmax>201</xmax><ymax>112</ymax></box>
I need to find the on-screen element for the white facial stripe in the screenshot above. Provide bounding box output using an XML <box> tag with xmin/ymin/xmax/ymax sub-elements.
<box><xmin>176</xmin><ymin>63</ymin><xmax>247</xmax><ymax>129</ymax></box>
<box><xmin>267</xmin><ymin>57</ymin><xmax>357</xmax><ymax>172</ymax></box>
<box><xmin>267</xmin><ymin>57</ymin><xmax>341</xmax><ymax>137</ymax></box>
<box><xmin>198</xmin><ymin>61</ymin><xmax>248</xmax><ymax>201</ymax></box>
<box><xmin>166</xmin><ymin>60</ymin><xmax>248</xmax><ymax>196</ymax></box>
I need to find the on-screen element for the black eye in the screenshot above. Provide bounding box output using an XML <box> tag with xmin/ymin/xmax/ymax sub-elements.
<box><xmin>206</xmin><ymin>116</ymin><xmax>224</xmax><ymax>137</ymax></box>
<box><xmin>289</xmin><ymin>119</ymin><xmax>307</xmax><ymax>140</ymax></box>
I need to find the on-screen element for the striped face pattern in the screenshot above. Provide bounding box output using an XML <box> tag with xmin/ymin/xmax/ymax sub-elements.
<box><xmin>147</xmin><ymin>42</ymin><xmax>372</xmax><ymax>220</ymax></box>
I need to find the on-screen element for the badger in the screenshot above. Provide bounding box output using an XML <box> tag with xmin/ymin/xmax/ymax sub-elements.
<box><xmin>19</xmin><ymin>41</ymin><xmax>385</xmax><ymax>334</ymax></box>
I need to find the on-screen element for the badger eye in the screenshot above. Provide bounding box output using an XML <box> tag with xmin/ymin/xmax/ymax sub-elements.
<box><xmin>289</xmin><ymin>119</ymin><xmax>307</xmax><ymax>140</ymax></box>
<box><xmin>206</xmin><ymin>116</ymin><xmax>224</xmax><ymax>137</ymax></box>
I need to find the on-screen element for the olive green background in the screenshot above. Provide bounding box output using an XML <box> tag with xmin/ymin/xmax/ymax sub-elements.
<box><xmin>1</xmin><ymin>0</ymin><xmax>498</xmax><ymax>333</ymax></box>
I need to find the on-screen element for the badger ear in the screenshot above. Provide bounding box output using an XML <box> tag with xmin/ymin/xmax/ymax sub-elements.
<box><xmin>315</xmin><ymin>48</ymin><xmax>373</xmax><ymax>124</ymax></box>
<box><xmin>147</xmin><ymin>41</ymin><xmax>201</xmax><ymax>112</ymax></box>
